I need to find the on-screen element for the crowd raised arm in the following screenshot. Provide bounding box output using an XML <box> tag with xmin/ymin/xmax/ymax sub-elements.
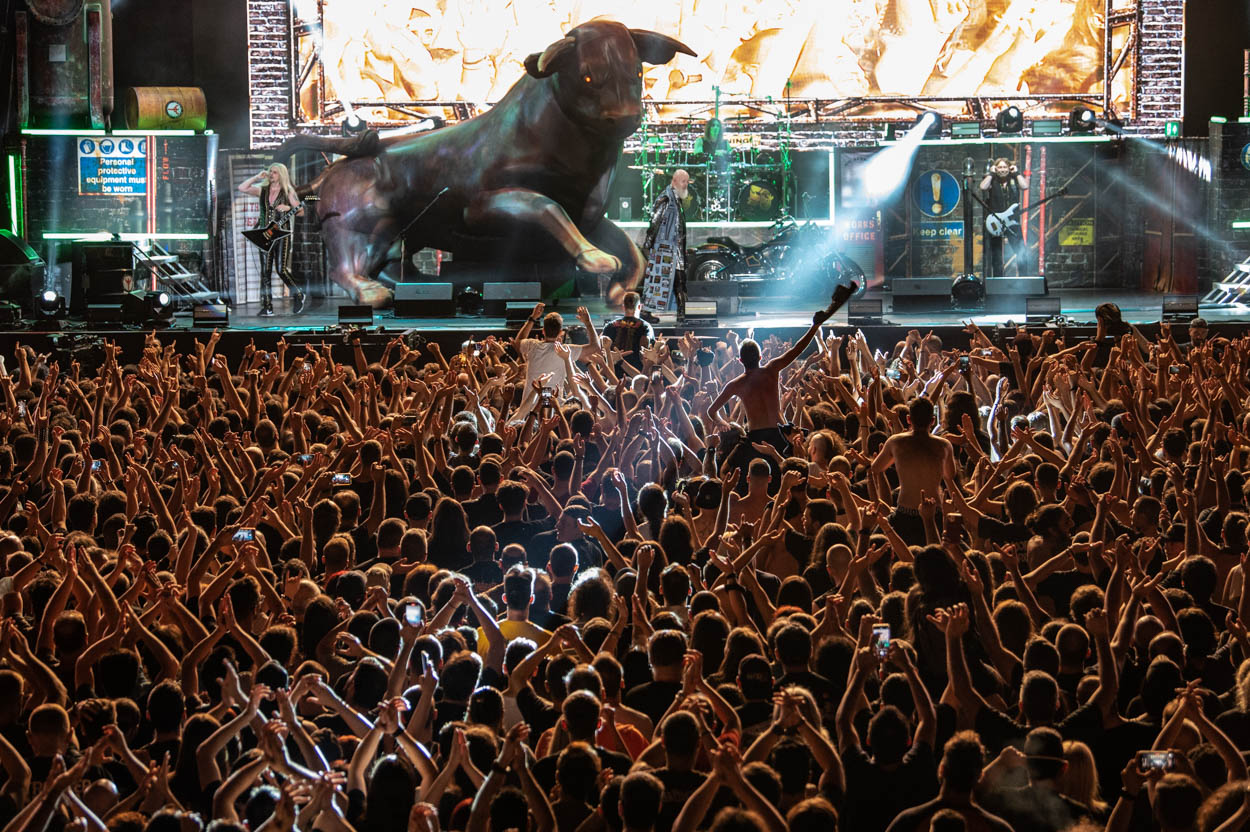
<box><xmin>0</xmin><ymin>309</ymin><xmax>1244</xmax><ymax>832</ymax></box>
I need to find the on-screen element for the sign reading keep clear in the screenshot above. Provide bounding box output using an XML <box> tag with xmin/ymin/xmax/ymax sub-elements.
<box><xmin>78</xmin><ymin>137</ymin><xmax>147</xmax><ymax>195</ymax></box>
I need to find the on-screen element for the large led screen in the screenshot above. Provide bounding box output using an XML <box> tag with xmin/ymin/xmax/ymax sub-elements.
<box><xmin>295</xmin><ymin>0</ymin><xmax>1107</xmax><ymax>123</ymax></box>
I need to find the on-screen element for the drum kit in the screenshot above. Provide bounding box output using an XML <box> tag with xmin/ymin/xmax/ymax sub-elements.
<box><xmin>628</xmin><ymin>87</ymin><xmax>794</xmax><ymax>223</ymax></box>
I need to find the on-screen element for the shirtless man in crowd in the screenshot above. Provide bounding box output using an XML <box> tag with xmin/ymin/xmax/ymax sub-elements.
<box><xmin>708</xmin><ymin>303</ymin><xmax>833</xmax><ymax>456</ymax></box>
<box><xmin>870</xmin><ymin>396</ymin><xmax>956</xmax><ymax>546</ymax></box>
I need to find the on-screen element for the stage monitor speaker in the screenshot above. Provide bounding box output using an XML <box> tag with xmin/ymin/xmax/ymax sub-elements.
<box><xmin>86</xmin><ymin>303</ymin><xmax>125</xmax><ymax>322</ymax></box>
<box><xmin>71</xmin><ymin>241</ymin><xmax>134</xmax><ymax>314</ymax></box>
<box><xmin>688</xmin><ymin>281</ymin><xmax>741</xmax><ymax>316</ymax></box>
<box><xmin>1162</xmin><ymin>296</ymin><xmax>1199</xmax><ymax>322</ymax></box>
<box><xmin>683</xmin><ymin>301</ymin><xmax>718</xmax><ymax>326</ymax></box>
<box><xmin>1025</xmin><ymin>295</ymin><xmax>1061</xmax><ymax>323</ymax></box>
<box><xmin>504</xmin><ymin>302</ymin><xmax>536</xmax><ymax>323</ymax></box>
<box><xmin>484</xmin><ymin>282</ymin><xmax>541</xmax><ymax>300</ymax></box>
<box><xmin>338</xmin><ymin>305</ymin><xmax>374</xmax><ymax>327</ymax></box>
<box><xmin>848</xmin><ymin>297</ymin><xmax>884</xmax><ymax>326</ymax></box>
<box><xmin>0</xmin><ymin>230</ymin><xmax>46</xmax><ymax>312</ymax></box>
<box><xmin>394</xmin><ymin>282</ymin><xmax>454</xmax><ymax>316</ymax></box>
<box><xmin>192</xmin><ymin>302</ymin><xmax>229</xmax><ymax>327</ymax></box>
<box><xmin>891</xmin><ymin>277</ymin><xmax>951</xmax><ymax>297</ymax></box>
<box><xmin>484</xmin><ymin>282</ymin><xmax>540</xmax><ymax>315</ymax></box>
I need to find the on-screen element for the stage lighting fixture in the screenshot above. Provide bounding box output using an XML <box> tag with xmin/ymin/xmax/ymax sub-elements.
<box><xmin>456</xmin><ymin>286</ymin><xmax>483</xmax><ymax>315</ymax></box>
<box><xmin>995</xmin><ymin>106</ymin><xmax>1024</xmax><ymax>134</ymax></box>
<box><xmin>37</xmin><ymin>289</ymin><xmax>66</xmax><ymax>318</ymax></box>
<box><xmin>340</xmin><ymin>115</ymin><xmax>368</xmax><ymax>137</ymax></box>
<box><xmin>145</xmin><ymin>290</ymin><xmax>174</xmax><ymax>325</ymax></box>
<box><xmin>914</xmin><ymin>111</ymin><xmax>943</xmax><ymax>139</ymax></box>
<box><xmin>950</xmin><ymin>275</ymin><xmax>985</xmax><ymax>308</ymax></box>
<box><xmin>1069</xmin><ymin>106</ymin><xmax>1097</xmax><ymax>134</ymax></box>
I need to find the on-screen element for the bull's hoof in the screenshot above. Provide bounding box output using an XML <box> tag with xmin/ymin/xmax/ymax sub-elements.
<box><xmin>356</xmin><ymin>282</ymin><xmax>394</xmax><ymax>309</ymax></box>
<box><xmin>577</xmin><ymin>248</ymin><xmax>622</xmax><ymax>274</ymax></box>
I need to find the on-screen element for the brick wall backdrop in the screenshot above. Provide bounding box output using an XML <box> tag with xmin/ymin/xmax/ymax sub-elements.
<box><xmin>247</xmin><ymin>0</ymin><xmax>292</xmax><ymax>149</ymax></box>
<box><xmin>1134</xmin><ymin>0</ymin><xmax>1185</xmax><ymax>135</ymax></box>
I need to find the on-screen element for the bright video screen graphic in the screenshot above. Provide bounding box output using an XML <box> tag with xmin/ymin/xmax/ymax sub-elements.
<box><xmin>295</xmin><ymin>0</ymin><xmax>1107</xmax><ymax>123</ymax></box>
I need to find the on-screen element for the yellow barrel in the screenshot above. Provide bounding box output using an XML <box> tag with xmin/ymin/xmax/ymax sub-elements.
<box><xmin>124</xmin><ymin>86</ymin><xmax>207</xmax><ymax>130</ymax></box>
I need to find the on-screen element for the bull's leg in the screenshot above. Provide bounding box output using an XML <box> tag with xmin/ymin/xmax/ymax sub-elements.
<box><xmin>586</xmin><ymin>219</ymin><xmax>645</xmax><ymax>294</ymax></box>
<box><xmin>323</xmin><ymin>222</ymin><xmax>394</xmax><ymax>308</ymax></box>
<box><xmin>465</xmin><ymin>188</ymin><xmax>621</xmax><ymax>274</ymax></box>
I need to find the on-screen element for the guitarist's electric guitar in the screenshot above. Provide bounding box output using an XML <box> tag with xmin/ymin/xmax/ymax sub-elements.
<box><xmin>243</xmin><ymin>196</ymin><xmax>317</xmax><ymax>252</ymax></box>
<box><xmin>984</xmin><ymin>186</ymin><xmax>1068</xmax><ymax>238</ymax></box>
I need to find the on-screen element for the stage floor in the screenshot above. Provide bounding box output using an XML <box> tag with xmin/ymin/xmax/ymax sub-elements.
<box><xmin>4</xmin><ymin>288</ymin><xmax>1242</xmax><ymax>358</ymax></box>
<box><xmin>210</xmin><ymin>288</ymin><xmax>1240</xmax><ymax>335</ymax></box>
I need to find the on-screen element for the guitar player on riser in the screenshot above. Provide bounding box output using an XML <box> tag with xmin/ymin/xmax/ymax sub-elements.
<box><xmin>979</xmin><ymin>157</ymin><xmax>1030</xmax><ymax>277</ymax></box>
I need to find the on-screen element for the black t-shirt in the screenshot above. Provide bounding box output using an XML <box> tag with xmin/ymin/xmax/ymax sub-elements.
<box><xmin>525</xmin><ymin>533</ymin><xmax>604</xmax><ymax>572</ymax></box>
<box><xmin>494</xmin><ymin>519</ymin><xmax>553</xmax><ymax>552</ymax></box>
<box><xmin>603</xmin><ymin>316</ymin><xmax>653</xmax><ymax>369</ymax></box>
<box><xmin>841</xmin><ymin>741</ymin><xmax>938</xmax><ymax>832</ymax></box>
<box><xmin>1035</xmin><ymin>569</ymin><xmax>1096</xmax><ymax>619</ymax></box>
<box><xmin>973</xmin><ymin>700</ymin><xmax>1103</xmax><ymax>754</ymax></box>
<box><xmin>531</xmin><ymin>607</ymin><xmax>571</xmax><ymax>630</ymax></box>
<box><xmin>462</xmin><ymin>554</ymin><xmax>500</xmax><ymax>587</ymax></box>
<box><xmin>350</xmin><ymin>522</ymin><xmax>379</xmax><ymax>563</ymax></box>
<box><xmin>463</xmin><ymin>559</ymin><xmax>503</xmax><ymax>589</ymax></box>
<box><xmin>783</xmin><ymin>530</ymin><xmax>813</xmax><ymax>572</ymax></box>
<box><xmin>652</xmin><ymin>768</ymin><xmax>707</xmax><ymax>832</ymax></box>
<box><xmin>531</xmin><ymin>745</ymin><xmax>633</xmax><ymax>794</ymax></box>
<box><xmin>590</xmin><ymin>505</ymin><xmax>626</xmax><ymax>544</ymax></box>
<box><xmin>623</xmin><ymin>680</ymin><xmax>683</xmax><ymax>725</ymax></box>
<box><xmin>516</xmin><ymin>684</ymin><xmax>561</xmax><ymax>737</ymax></box>
<box><xmin>464</xmin><ymin>494</ymin><xmax>504</xmax><ymax>528</ymax></box>
<box><xmin>775</xmin><ymin>670</ymin><xmax>840</xmax><ymax>725</ymax></box>
<box><xmin>1217</xmin><ymin>708</ymin><xmax>1250</xmax><ymax>751</ymax></box>
<box><xmin>801</xmin><ymin>563</ymin><xmax>835</xmax><ymax>599</ymax></box>
<box><xmin>976</xmin><ymin>515</ymin><xmax>1031</xmax><ymax>546</ymax></box>
<box><xmin>736</xmin><ymin>700</ymin><xmax>774</xmax><ymax>732</ymax></box>
<box><xmin>1092</xmin><ymin>718</ymin><xmax>1157</xmax><ymax>802</ymax></box>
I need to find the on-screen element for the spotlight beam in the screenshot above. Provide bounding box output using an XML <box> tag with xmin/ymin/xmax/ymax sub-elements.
<box><xmin>864</xmin><ymin>117</ymin><xmax>932</xmax><ymax>200</ymax></box>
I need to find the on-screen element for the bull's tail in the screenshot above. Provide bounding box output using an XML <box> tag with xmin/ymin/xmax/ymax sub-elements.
<box><xmin>274</xmin><ymin>129</ymin><xmax>383</xmax><ymax>199</ymax></box>
<box><xmin>272</xmin><ymin>129</ymin><xmax>381</xmax><ymax>162</ymax></box>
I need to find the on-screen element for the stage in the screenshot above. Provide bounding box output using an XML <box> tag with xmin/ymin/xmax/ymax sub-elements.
<box><xmin>0</xmin><ymin>288</ymin><xmax>1236</xmax><ymax>360</ymax></box>
<box><xmin>217</xmin><ymin>288</ymin><xmax>1234</xmax><ymax>332</ymax></box>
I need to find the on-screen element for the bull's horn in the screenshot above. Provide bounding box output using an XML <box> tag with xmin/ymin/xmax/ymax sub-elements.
<box><xmin>630</xmin><ymin>29</ymin><xmax>697</xmax><ymax>65</ymax></box>
<box><xmin>536</xmin><ymin>36</ymin><xmax>576</xmax><ymax>75</ymax></box>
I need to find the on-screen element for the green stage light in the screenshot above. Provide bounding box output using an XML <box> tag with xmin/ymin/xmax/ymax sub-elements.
<box><xmin>6</xmin><ymin>155</ymin><xmax>19</xmax><ymax>235</ymax></box>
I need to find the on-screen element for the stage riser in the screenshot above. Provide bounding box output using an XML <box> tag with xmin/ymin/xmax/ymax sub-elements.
<box><xmin>891</xmin><ymin>295</ymin><xmax>1047</xmax><ymax>315</ymax></box>
<box><xmin>890</xmin><ymin>276</ymin><xmax>1047</xmax><ymax>296</ymax></box>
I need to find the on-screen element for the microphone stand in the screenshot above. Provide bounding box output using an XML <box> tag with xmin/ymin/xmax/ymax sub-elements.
<box><xmin>962</xmin><ymin>159</ymin><xmax>992</xmax><ymax>282</ymax></box>
<box><xmin>398</xmin><ymin>187</ymin><xmax>452</xmax><ymax>283</ymax></box>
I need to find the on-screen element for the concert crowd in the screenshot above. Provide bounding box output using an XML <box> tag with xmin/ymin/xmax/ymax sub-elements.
<box><xmin>0</xmin><ymin>297</ymin><xmax>1248</xmax><ymax>832</ymax></box>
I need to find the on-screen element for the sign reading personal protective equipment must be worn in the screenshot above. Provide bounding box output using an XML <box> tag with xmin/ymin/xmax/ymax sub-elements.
<box><xmin>78</xmin><ymin>137</ymin><xmax>148</xmax><ymax>196</ymax></box>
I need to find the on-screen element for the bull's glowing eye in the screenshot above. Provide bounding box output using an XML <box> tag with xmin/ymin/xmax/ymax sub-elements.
<box><xmin>637</xmin><ymin>69</ymin><xmax>643</xmax><ymax>79</ymax></box>
<box><xmin>583</xmin><ymin>74</ymin><xmax>592</xmax><ymax>84</ymax></box>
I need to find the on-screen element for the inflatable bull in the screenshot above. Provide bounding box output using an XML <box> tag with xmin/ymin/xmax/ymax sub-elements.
<box><xmin>277</xmin><ymin>20</ymin><xmax>695</xmax><ymax>307</ymax></box>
